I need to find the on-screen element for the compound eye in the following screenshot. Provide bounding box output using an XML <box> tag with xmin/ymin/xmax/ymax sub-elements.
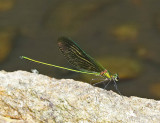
<box><xmin>116</xmin><ymin>76</ymin><xmax>119</xmax><ymax>81</ymax></box>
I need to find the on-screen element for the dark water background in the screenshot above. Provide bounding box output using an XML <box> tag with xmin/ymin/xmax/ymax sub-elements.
<box><xmin>0</xmin><ymin>0</ymin><xmax>160</xmax><ymax>99</ymax></box>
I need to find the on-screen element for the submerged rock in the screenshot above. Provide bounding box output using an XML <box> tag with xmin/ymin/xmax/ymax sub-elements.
<box><xmin>0</xmin><ymin>0</ymin><xmax>15</xmax><ymax>11</ymax></box>
<box><xmin>0</xmin><ymin>28</ymin><xmax>17</xmax><ymax>62</ymax></box>
<box><xmin>150</xmin><ymin>82</ymin><xmax>160</xmax><ymax>98</ymax></box>
<box><xmin>111</xmin><ymin>24</ymin><xmax>138</xmax><ymax>41</ymax></box>
<box><xmin>46</xmin><ymin>1</ymin><xmax>112</xmax><ymax>34</ymax></box>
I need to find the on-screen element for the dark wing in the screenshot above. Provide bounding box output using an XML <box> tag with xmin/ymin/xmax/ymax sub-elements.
<box><xmin>57</xmin><ymin>36</ymin><xmax>105</xmax><ymax>73</ymax></box>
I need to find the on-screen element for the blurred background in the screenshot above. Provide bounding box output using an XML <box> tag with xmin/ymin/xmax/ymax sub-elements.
<box><xmin>0</xmin><ymin>0</ymin><xmax>160</xmax><ymax>99</ymax></box>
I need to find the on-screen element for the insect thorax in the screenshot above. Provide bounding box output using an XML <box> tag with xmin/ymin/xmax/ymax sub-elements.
<box><xmin>100</xmin><ymin>69</ymin><xmax>112</xmax><ymax>79</ymax></box>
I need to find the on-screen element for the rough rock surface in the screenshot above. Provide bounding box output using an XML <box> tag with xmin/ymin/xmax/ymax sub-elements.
<box><xmin>0</xmin><ymin>70</ymin><xmax>159</xmax><ymax>123</ymax></box>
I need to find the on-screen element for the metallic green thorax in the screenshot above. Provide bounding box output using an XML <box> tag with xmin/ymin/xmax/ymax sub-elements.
<box><xmin>21</xmin><ymin>36</ymin><xmax>119</xmax><ymax>82</ymax></box>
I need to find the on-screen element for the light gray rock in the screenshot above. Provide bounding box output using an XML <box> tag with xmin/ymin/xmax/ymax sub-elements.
<box><xmin>0</xmin><ymin>70</ymin><xmax>159</xmax><ymax>123</ymax></box>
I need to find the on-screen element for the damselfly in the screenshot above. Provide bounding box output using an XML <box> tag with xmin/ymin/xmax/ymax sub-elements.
<box><xmin>20</xmin><ymin>37</ymin><xmax>120</xmax><ymax>93</ymax></box>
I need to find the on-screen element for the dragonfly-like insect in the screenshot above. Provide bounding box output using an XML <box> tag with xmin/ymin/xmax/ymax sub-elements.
<box><xmin>21</xmin><ymin>36</ymin><xmax>120</xmax><ymax>93</ymax></box>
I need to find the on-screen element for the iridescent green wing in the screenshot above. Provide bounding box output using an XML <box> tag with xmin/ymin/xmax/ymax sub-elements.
<box><xmin>57</xmin><ymin>37</ymin><xmax>105</xmax><ymax>73</ymax></box>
